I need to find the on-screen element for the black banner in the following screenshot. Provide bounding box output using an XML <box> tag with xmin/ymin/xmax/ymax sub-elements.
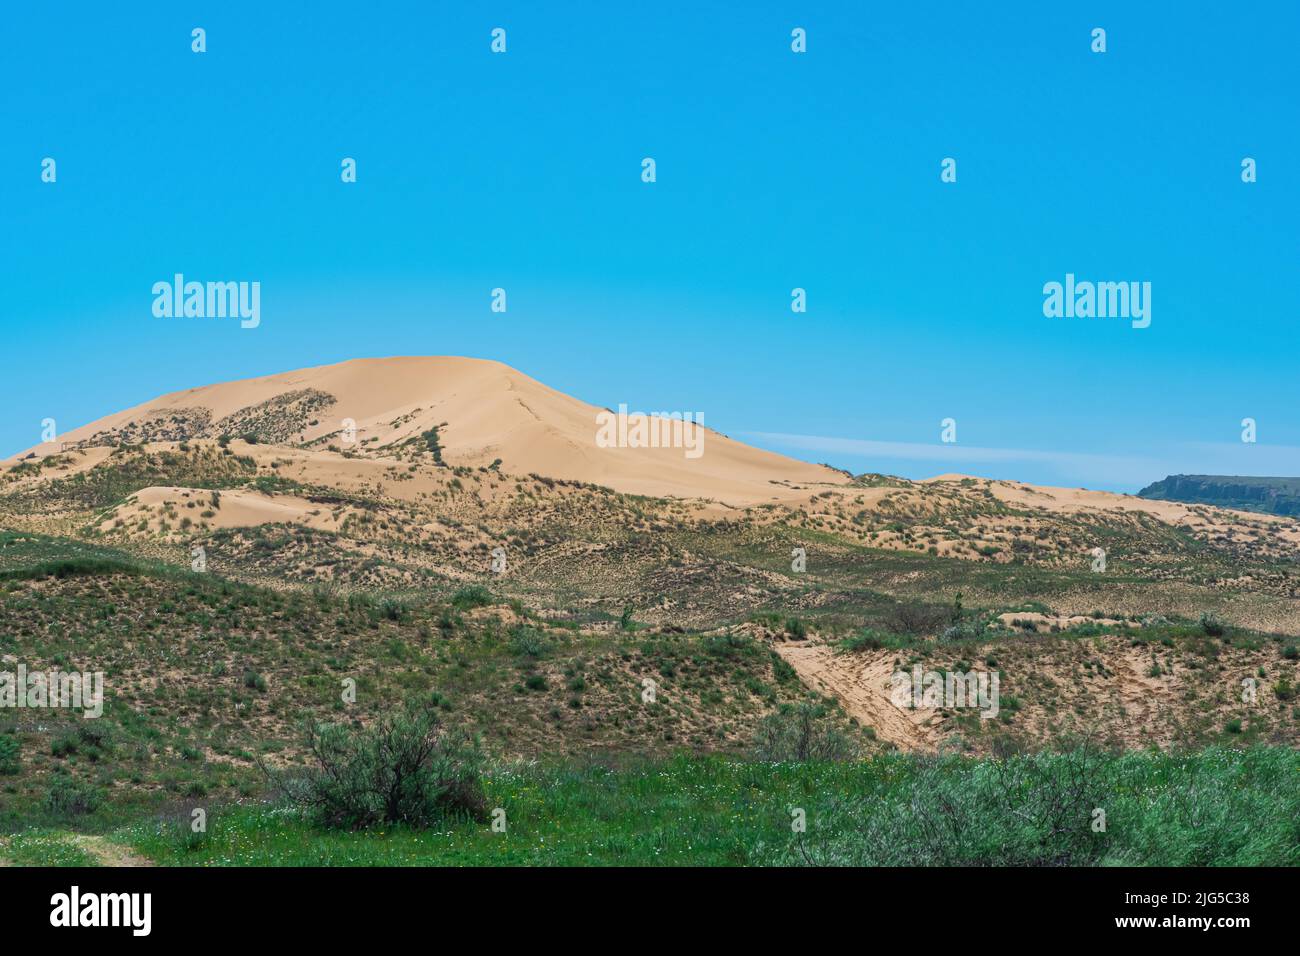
<box><xmin>0</xmin><ymin>866</ymin><xmax>1279</xmax><ymax>942</ymax></box>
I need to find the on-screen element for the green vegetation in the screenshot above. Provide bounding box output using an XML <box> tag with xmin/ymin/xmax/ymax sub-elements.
<box><xmin>100</xmin><ymin>747</ymin><xmax>1300</xmax><ymax>866</ymax></box>
<box><xmin>421</xmin><ymin>426</ymin><xmax>446</xmax><ymax>466</ymax></box>
<box><xmin>0</xmin><ymin>535</ymin><xmax>822</xmax><ymax>835</ymax></box>
<box><xmin>275</xmin><ymin>700</ymin><xmax>487</xmax><ymax>829</ymax></box>
<box><xmin>3</xmin><ymin>434</ymin><xmax>1300</xmax><ymax>868</ymax></box>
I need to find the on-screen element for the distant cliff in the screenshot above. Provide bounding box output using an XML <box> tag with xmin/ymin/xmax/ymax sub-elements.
<box><xmin>1138</xmin><ymin>475</ymin><xmax>1300</xmax><ymax>516</ymax></box>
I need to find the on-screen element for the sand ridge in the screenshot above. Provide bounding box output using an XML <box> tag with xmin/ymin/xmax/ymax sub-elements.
<box><xmin>10</xmin><ymin>357</ymin><xmax>847</xmax><ymax>508</ymax></box>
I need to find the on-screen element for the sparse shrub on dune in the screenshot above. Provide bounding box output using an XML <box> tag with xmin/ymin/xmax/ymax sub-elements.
<box><xmin>1199</xmin><ymin>612</ymin><xmax>1227</xmax><ymax>637</ymax></box>
<box><xmin>44</xmin><ymin>773</ymin><xmax>104</xmax><ymax>818</ymax></box>
<box><xmin>510</xmin><ymin>625</ymin><xmax>547</xmax><ymax>658</ymax></box>
<box><xmin>783</xmin><ymin>745</ymin><xmax>1299</xmax><ymax>867</ymax></box>
<box><xmin>940</xmin><ymin>620</ymin><xmax>985</xmax><ymax>643</ymax></box>
<box><xmin>421</xmin><ymin>425</ymin><xmax>446</xmax><ymax>466</ymax></box>
<box><xmin>450</xmin><ymin>585</ymin><xmax>492</xmax><ymax>610</ymax></box>
<box><xmin>886</xmin><ymin>600</ymin><xmax>951</xmax><ymax>636</ymax></box>
<box><xmin>378</xmin><ymin>597</ymin><xmax>409</xmax><ymax>622</ymax></box>
<box><xmin>0</xmin><ymin>733</ymin><xmax>20</xmax><ymax>775</ymax></box>
<box><xmin>837</xmin><ymin>627</ymin><xmax>916</xmax><ymax>653</ymax></box>
<box><xmin>276</xmin><ymin>700</ymin><xmax>487</xmax><ymax>830</ymax></box>
<box><xmin>752</xmin><ymin>702</ymin><xmax>859</xmax><ymax>762</ymax></box>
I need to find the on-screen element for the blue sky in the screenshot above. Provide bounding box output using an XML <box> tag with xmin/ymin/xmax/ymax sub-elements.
<box><xmin>3</xmin><ymin>1</ymin><xmax>1298</xmax><ymax>491</ymax></box>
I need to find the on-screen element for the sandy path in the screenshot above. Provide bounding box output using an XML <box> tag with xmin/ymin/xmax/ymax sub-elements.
<box><xmin>69</xmin><ymin>834</ymin><xmax>154</xmax><ymax>867</ymax></box>
<box><xmin>775</xmin><ymin>642</ymin><xmax>938</xmax><ymax>750</ymax></box>
<box><xmin>0</xmin><ymin>833</ymin><xmax>152</xmax><ymax>868</ymax></box>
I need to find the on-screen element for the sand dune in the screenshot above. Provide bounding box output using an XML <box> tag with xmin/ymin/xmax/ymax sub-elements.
<box><xmin>98</xmin><ymin>486</ymin><xmax>349</xmax><ymax>537</ymax></box>
<box><xmin>924</xmin><ymin>473</ymin><xmax>1300</xmax><ymax>540</ymax></box>
<box><xmin>11</xmin><ymin>357</ymin><xmax>848</xmax><ymax>507</ymax></box>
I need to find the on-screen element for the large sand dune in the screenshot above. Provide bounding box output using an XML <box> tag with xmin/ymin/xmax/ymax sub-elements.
<box><xmin>13</xmin><ymin>357</ymin><xmax>847</xmax><ymax>506</ymax></box>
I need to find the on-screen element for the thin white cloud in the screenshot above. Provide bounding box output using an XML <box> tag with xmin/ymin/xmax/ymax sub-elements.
<box><xmin>743</xmin><ymin>431</ymin><xmax>1300</xmax><ymax>490</ymax></box>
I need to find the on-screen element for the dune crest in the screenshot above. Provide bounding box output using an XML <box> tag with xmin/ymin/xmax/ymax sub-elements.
<box><xmin>14</xmin><ymin>356</ymin><xmax>847</xmax><ymax>507</ymax></box>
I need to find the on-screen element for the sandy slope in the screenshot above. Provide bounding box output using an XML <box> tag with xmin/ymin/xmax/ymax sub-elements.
<box><xmin>774</xmin><ymin>643</ymin><xmax>940</xmax><ymax>750</ymax></box>
<box><xmin>927</xmin><ymin>474</ymin><xmax>1241</xmax><ymax>522</ymax></box>
<box><xmin>11</xmin><ymin>357</ymin><xmax>846</xmax><ymax>507</ymax></box>
<box><xmin>923</xmin><ymin>474</ymin><xmax>1300</xmax><ymax>546</ymax></box>
<box><xmin>97</xmin><ymin>486</ymin><xmax>352</xmax><ymax>536</ymax></box>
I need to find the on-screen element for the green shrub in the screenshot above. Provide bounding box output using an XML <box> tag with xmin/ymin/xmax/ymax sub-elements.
<box><xmin>791</xmin><ymin>745</ymin><xmax>1110</xmax><ymax>865</ymax></box>
<box><xmin>770</xmin><ymin>651</ymin><xmax>797</xmax><ymax>683</ymax></box>
<box><xmin>1199</xmin><ymin>613</ymin><xmax>1226</xmax><ymax>637</ymax></box>
<box><xmin>0</xmin><ymin>734</ymin><xmax>20</xmax><ymax>775</ymax></box>
<box><xmin>45</xmin><ymin>775</ymin><xmax>103</xmax><ymax>817</ymax></box>
<box><xmin>282</xmin><ymin>700</ymin><xmax>487</xmax><ymax>830</ymax></box>
<box><xmin>941</xmin><ymin>621</ymin><xmax>984</xmax><ymax>643</ymax></box>
<box><xmin>887</xmin><ymin>601</ymin><xmax>952</xmax><ymax>635</ymax></box>
<box><xmin>421</xmin><ymin>427</ymin><xmax>445</xmax><ymax>465</ymax></box>
<box><xmin>751</xmin><ymin>703</ymin><xmax>858</xmax><ymax>762</ymax></box>
<box><xmin>511</xmin><ymin>626</ymin><xmax>547</xmax><ymax>658</ymax></box>
<box><xmin>378</xmin><ymin>598</ymin><xmax>408</xmax><ymax>622</ymax></box>
<box><xmin>451</xmin><ymin>585</ymin><xmax>492</xmax><ymax>610</ymax></box>
<box><xmin>839</xmin><ymin>629</ymin><xmax>882</xmax><ymax>652</ymax></box>
<box><xmin>838</xmin><ymin>628</ymin><xmax>914</xmax><ymax>653</ymax></box>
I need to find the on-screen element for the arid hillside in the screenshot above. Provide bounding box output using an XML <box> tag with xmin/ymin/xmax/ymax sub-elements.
<box><xmin>2</xmin><ymin>357</ymin><xmax>1298</xmax><ymax>791</ymax></box>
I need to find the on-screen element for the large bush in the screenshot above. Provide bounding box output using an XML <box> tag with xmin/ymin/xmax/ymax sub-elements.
<box><xmin>0</xmin><ymin>734</ymin><xmax>20</xmax><ymax>775</ymax></box>
<box><xmin>752</xmin><ymin>702</ymin><xmax>859</xmax><ymax>762</ymax></box>
<box><xmin>285</xmin><ymin>701</ymin><xmax>488</xmax><ymax>829</ymax></box>
<box><xmin>44</xmin><ymin>773</ymin><xmax>103</xmax><ymax>817</ymax></box>
<box><xmin>788</xmin><ymin>744</ymin><xmax>1117</xmax><ymax>865</ymax></box>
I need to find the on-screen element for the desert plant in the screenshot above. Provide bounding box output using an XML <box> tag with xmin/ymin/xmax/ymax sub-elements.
<box><xmin>510</xmin><ymin>625</ymin><xmax>547</xmax><ymax>658</ymax></box>
<box><xmin>45</xmin><ymin>774</ymin><xmax>103</xmax><ymax>817</ymax></box>
<box><xmin>838</xmin><ymin>627</ymin><xmax>915</xmax><ymax>652</ymax></box>
<box><xmin>752</xmin><ymin>702</ymin><xmax>858</xmax><ymax>762</ymax></box>
<box><xmin>1200</xmin><ymin>612</ymin><xmax>1226</xmax><ymax>637</ymax></box>
<box><xmin>887</xmin><ymin>600</ymin><xmax>951</xmax><ymax>635</ymax></box>
<box><xmin>450</xmin><ymin>585</ymin><xmax>492</xmax><ymax>610</ymax></box>
<box><xmin>278</xmin><ymin>700</ymin><xmax>487</xmax><ymax>830</ymax></box>
<box><xmin>941</xmin><ymin>620</ymin><xmax>984</xmax><ymax>643</ymax></box>
<box><xmin>421</xmin><ymin>426</ymin><xmax>445</xmax><ymax>465</ymax></box>
<box><xmin>378</xmin><ymin>598</ymin><xmax>408</xmax><ymax>622</ymax></box>
<box><xmin>0</xmin><ymin>734</ymin><xmax>20</xmax><ymax>775</ymax></box>
<box><xmin>790</xmin><ymin>743</ymin><xmax>1111</xmax><ymax>866</ymax></box>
